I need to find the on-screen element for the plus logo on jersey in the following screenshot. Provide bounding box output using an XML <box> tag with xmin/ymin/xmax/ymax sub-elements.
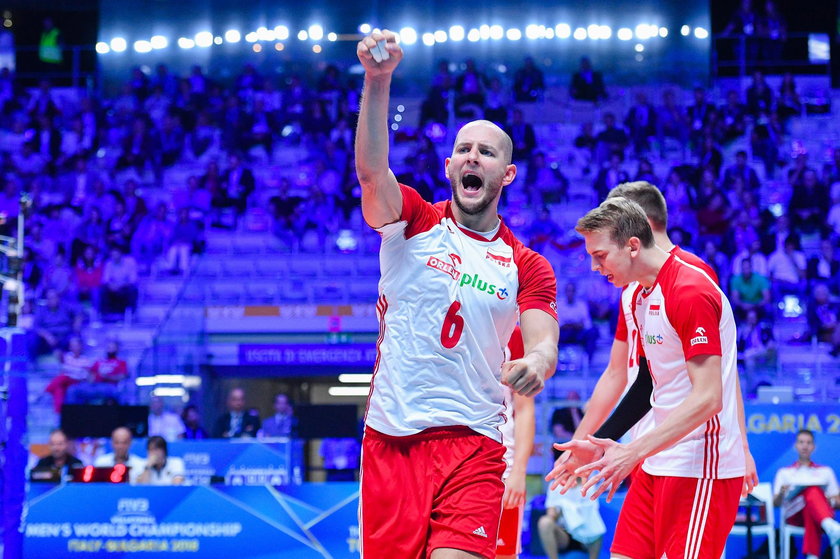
<box><xmin>690</xmin><ymin>326</ymin><xmax>709</xmax><ymax>346</ymax></box>
<box><xmin>645</xmin><ymin>333</ymin><xmax>664</xmax><ymax>345</ymax></box>
<box><xmin>427</xmin><ymin>253</ymin><xmax>509</xmax><ymax>299</ymax></box>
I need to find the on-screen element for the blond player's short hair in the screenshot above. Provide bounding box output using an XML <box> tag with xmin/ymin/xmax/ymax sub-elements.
<box><xmin>576</xmin><ymin>197</ymin><xmax>655</xmax><ymax>248</ymax></box>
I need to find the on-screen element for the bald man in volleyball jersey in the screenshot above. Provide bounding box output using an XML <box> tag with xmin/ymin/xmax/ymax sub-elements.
<box><xmin>549</xmin><ymin>197</ymin><xmax>745</xmax><ymax>559</ymax></box>
<box><xmin>496</xmin><ymin>327</ymin><xmax>534</xmax><ymax>559</ymax></box>
<box><xmin>549</xmin><ymin>182</ymin><xmax>757</xmax><ymax>499</ymax></box>
<box><xmin>355</xmin><ymin>30</ymin><xmax>559</xmax><ymax>559</ymax></box>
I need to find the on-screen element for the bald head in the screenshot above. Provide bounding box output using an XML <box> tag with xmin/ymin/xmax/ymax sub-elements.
<box><xmin>111</xmin><ymin>427</ymin><xmax>133</xmax><ymax>460</ymax></box>
<box><xmin>454</xmin><ymin>120</ymin><xmax>513</xmax><ymax>165</ymax></box>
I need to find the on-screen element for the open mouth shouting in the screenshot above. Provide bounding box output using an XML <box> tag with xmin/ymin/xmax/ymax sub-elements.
<box><xmin>461</xmin><ymin>173</ymin><xmax>483</xmax><ymax>196</ymax></box>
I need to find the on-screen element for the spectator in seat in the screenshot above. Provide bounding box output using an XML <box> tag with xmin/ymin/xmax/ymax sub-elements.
<box><xmin>773</xmin><ymin>430</ymin><xmax>840</xmax><ymax>558</ymax></box>
<box><xmin>94</xmin><ymin>426</ymin><xmax>146</xmax><ymax>482</ymax></box>
<box><xmin>505</xmin><ymin>108</ymin><xmax>536</xmax><ymax>163</ymax></box>
<box><xmin>538</xmin><ymin>479</ymin><xmax>605</xmax><ymax>559</ymax></box>
<box><xmin>570</xmin><ymin>57</ymin><xmax>606</xmax><ymax>102</ymax></box>
<box><xmin>525</xmin><ymin>152</ymin><xmax>569</xmax><ymax>206</ymax></box>
<box><xmin>35</xmin><ymin>428</ymin><xmax>83</xmax><ymax>479</ymax></box>
<box><xmin>31</xmin><ymin>288</ymin><xmax>80</xmax><ymax>356</ymax></box>
<box><xmin>182</xmin><ymin>405</ymin><xmax>209</xmax><ymax>439</ymax></box>
<box><xmin>101</xmin><ymin>246</ymin><xmax>138</xmax><ymax>318</ymax></box>
<box><xmin>737</xmin><ymin>308</ymin><xmax>776</xmax><ymax>385</ymax></box>
<box><xmin>593</xmin><ymin>152</ymin><xmax>628</xmax><ymax>203</ymax></box>
<box><xmin>723</xmin><ymin>150</ymin><xmax>761</xmax><ymax>192</ymax></box>
<box><xmin>594</xmin><ymin>112</ymin><xmax>628</xmax><ymax>165</ymax></box>
<box><xmin>132</xmin><ymin>202</ymin><xmax>172</xmax><ymax>273</ymax></box>
<box><xmin>74</xmin><ymin>245</ymin><xmax>103</xmax><ymax>315</ymax></box>
<box><xmin>572</xmin><ymin>122</ymin><xmax>597</xmax><ymax>174</ymax></box>
<box><xmin>453</xmin><ymin>58</ymin><xmax>486</xmax><ymax>119</ymax></box>
<box><xmin>136</xmin><ymin>436</ymin><xmax>185</xmax><ymax>486</ymax></box>
<box><xmin>745</xmin><ymin>70</ymin><xmax>774</xmax><ymax>118</ymax></box>
<box><xmin>221</xmin><ymin>153</ymin><xmax>255</xmax><ymax>217</ymax></box>
<box><xmin>807</xmin><ymin>239</ymin><xmax>840</xmax><ymax>294</ymax></box>
<box><xmin>768</xmin><ymin>234</ymin><xmax>807</xmax><ymax>297</ymax></box>
<box><xmin>259</xmin><ymin>393</ymin><xmax>296</xmax><ymax>438</ymax></box>
<box><xmin>624</xmin><ymin>92</ymin><xmax>656</xmax><ymax>157</ymax></box>
<box><xmin>513</xmin><ymin>56</ymin><xmax>545</xmax><ymax>103</ymax></box>
<box><xmin>730</xmin><ymin>256</ymin><xmax>772</xmax><ymax>322</ymax></box>
<box><xmin>807</xmin><ymin>284</ymin><xmax>840</xmax><ymax>356</ymax></box>
<box><xmin>43</xmin><ymin>336</ymin><xmax>92</xmax><ymax>412</ymax></box>
<box><xmin>165</xmin><ymin>207</ymin><xmax>202</xmax><ymax>275</ymax></box>
<box><xmin>556</xmin><ymin>282</ymin><xmax>598</xmax><ymax>364</ymax></box>
<box><xmin>656</xmin><ymin>89</ymin><xmax>689</xmax><ymax>158</ymax></box>
<box><xmin>148</xmin><ymin>395</ymin><xmax>186</xmax><ymax>442</ymax></box>
<box><xmin>788</xmin><ymin>169</ymin><xmax>829</xmax><ymax>235</ymax></box>
<box><xmin>687</xmin><ymin>87</ymin><xmax>716</xmax><ymax>153</ymax></box>
<box><xmin>68</xmin><ymin>339</ymin><xmax>129</xmax><ymax>406</ymax></box>
<box><xmin>213</xmin><ymin>387</ymin><xmax>260</xmax><ymax>438</ymax></box>
<box><xmin>717</xmin><ymin>90</ymin><xmax>747</xmax><ymax>143</ymax></box>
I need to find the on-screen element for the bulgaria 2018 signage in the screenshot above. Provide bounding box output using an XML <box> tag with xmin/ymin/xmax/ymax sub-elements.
<box><xmin>24</xmin><ymin>483</ymin><xmax>361</xmax><ymax>558</ymax></box>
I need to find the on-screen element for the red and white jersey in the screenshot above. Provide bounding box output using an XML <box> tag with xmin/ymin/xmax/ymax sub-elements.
<box><xmin>773</xmin><ymin>461</ymin><xmax>840</xmax><ymax>520</ymax></box>
<box><xmin>365</xmin><ymin>185</ymin><xmax>557</xmax><ymax>443</ymax></box>
<box><xmin>500</xmin><ymin>326</ymin><xmax>525</xmax><ymax>477</ymax></box>
<box><xmin>613</xmin><ymin>246</ymin><xmax>718</xmax><ymax>441</ymax></box>
<box><xmin>630</xmin><ymin>253</ymin><xmax>744</xmax><ymax>479</ymax></box>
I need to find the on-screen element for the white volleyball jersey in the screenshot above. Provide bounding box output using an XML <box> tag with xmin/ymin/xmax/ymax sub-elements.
<box><xmin>365</xmin><ymin>185</ymin><xmax>557</xmax><ymax>443</ymax></box>
<box><xmin>500</xmin><ymin>326</ymin><xmax>525</xmax><ymax>477</ymax></box>
<box><xmin>631</xmin><ymin>254</ymin><xmax>744</xmax><ymax>479</ymax></box>
<box><xmin>613</xmin><ymin>246</ymin><xmax>720</xmax><ymax>441</ymax></box>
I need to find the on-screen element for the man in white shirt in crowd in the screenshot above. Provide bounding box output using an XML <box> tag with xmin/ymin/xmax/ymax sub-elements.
<box><xmin>773</xmin><ymin>429</ymin><xmax>840</xmax><ymax>559</ymax></box>
<box><xmin>136</xmin><ymin>436</ymin><xmax>185</xmax><ymax>486</ymax></box>
<box><xmin>94</xmin><ymin>426</ymin><xmax>145</xmax><ymax>483</ymax></box>
<box><xmin>148</xmin><ymin>395</ymin><xmax>186</xmax><ymax>442</ymax></box>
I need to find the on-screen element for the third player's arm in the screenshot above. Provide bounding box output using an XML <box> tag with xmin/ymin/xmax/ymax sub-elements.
<box><xmin>735</xmin><ymin>372</ymin><xmax>759</xmax><ymax>495</ymax></box>
<box><xmin>354</xmin><ymin>29</ymin><xmax>403</xmax><ymax>228</ymax></box>
<box><xmin>504</xmin><ymin>393</ymin><xmax>535</xmax><ymax>509</ymax></box>
<box><xmin>624</xmin><ymin>354</ymin><xmax>722</xmax><ymax>463</ymax></box>
<box><xmin>571</xmin><ymin>339</ymin><xmax>629</xmax><ymax>439</ymax></box>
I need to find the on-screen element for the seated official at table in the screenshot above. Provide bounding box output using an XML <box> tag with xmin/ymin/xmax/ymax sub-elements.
<box><xmin>136</xmin><ymin>436</ymin><xmax>185</xmax><ymax>486</ymax></box>
<box><xmin>94</xmin><ymin>426</ymin><xmax>146</xmax><ymax>482</ymax></box>
<box><xmin>35</xmin><ymin>428</ymin><xmax>83</xmax><ymax>479</ymax></box>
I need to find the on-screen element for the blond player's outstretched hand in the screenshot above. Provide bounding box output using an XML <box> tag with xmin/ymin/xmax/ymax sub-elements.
<box><xmin>356</xmin><ymin>29</ymin><xmax>403</xmax><ymax>77</ymax></box>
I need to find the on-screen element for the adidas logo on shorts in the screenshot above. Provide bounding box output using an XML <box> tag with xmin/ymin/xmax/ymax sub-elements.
<box><xmin>473</xmin><ymin>526</ymin><xmax>488</xmax><ymax>538</ymax></box>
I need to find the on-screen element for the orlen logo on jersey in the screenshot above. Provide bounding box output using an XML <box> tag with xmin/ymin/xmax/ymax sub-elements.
<box><xmin>427</xmin><ymin>254</ymin><xmax>462</xmax><ymax>281</ymax></box>
<box><xmin>690</xmin><ymin>326</ymin><xmax>708</xmax><ymax>346</ymax></box>
<box><xmin>645</xmin><ymin>333</ymin><xmax>664</xmax><ymax>345</ymax></box>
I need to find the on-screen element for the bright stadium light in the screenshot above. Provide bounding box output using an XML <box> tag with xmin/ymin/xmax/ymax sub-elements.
<box><xmin>399</xmin><ymin>27</ymin><xmax>417</xmax><ymax>45</ymax></box>
<box><xmin>555</xmin><ymin>23</ymin><xmax>571</xmax><ymax>39</ymax></box>
<box><xmin>95</xmin><ymin>41</ymin><xmax>110</xmax><ymax>54</ymax></box>
<box><xmin>635</xmin><ymin>24</ymin><xmax>651</xmax><ymax>40</ymax></box>
<box><xmin>545</xmin><ymin>28</ymin><xmax>555</xmax><ymax>39</ymax></box>
<box><xmin>297</xmin><ymin>30</ymin><xmax>308</xmax><ymax>40</ymax></box>
<box><xmin>338</xmin><ymin>374</ymin><xmax>373</xmax><ymax>384</ymax></box>
<box><xmin>214</xmin><ymin>36</ymin><xmax>223</xmax><ymax>44</ymax></box>
<box><xmin>449</xmin><ymin>25</ymin><xmax>465</xmax><ymax>41</ymax></box>
<box><xmin>133</xmin><ymin>40</ymin><xmax>152</xmax><ymax>53</ymax></box>
<box><xmin>587</xmin><ymin>24</ymin><xmax>601</xmax><ymax>39</ymax></box>
<box><xmin>257</xmin><ymin>27</ymin><xmax>275</xmax><ymax>41</ymax></box>
<box><xmin>506</xmin><ymin>28</ymin><xmax>522</xmax><ymax>40</ymax></box>
<box><xmin>525</xmin><ymin>24</ymin><xmax>544</xmax><ymax>40</ymax></box>
<box><xmin>110</xmin><ymin>37</ymin><xmax>127</xmax><ymax>52</ymax></box>
<box><xmin>659</xmin><ymin>27</ymin><xmax>669</xmax><ymax>37</ymax></box>
<box><xmin>467</xmin><ymin>28</ymin><xmax>480</xmax><ymax>42</ymax></box>
<box><xmin>600</xmin><ymin>25</ymin><xmax>612</xmax><ymax>39</ymax></box>
<box><xmin>150</xmin><ymin>35</ymin><xmax>167</xmax><ymax>49</ymax></box>
<box><xmin>479</xmin><ymin>25</ymin><xmax>490</xmax><ymax>40</ymax></box>
<box><xmin>681</xmin><ymin>25</ymin><xmax>691</xmax><ymax>36</ymax></box>
<box><xmin>329</xmin><ymin>386</ymin><xmax>371</xmax><ymax>397</ymax></box>
<box><xmin>224</xmin><ymin>29</ymin><xmax>241</xmax><ymax>43</ymax></box>
<box><xmin>422</xmin><ymin>32</ymin><xmax>435</xmax><ymax>46</ymax></box>
<box><xmin>245</xmin><ymin>32</ymin><xmax>257</xmax><ymax>43</ymax></box>
<box><xmin>635</xmin><ymin>43</ymin><xmax>644</xmax><ymax>52</ymax></box>
<box><xmin>694</xmin><ymin>27</ymin><xmax>709</xmax><ymax>39</ymax></box>
<box><xmin>617</xmin><ymin>28</ymin><xmax>633</xmax><ymax>40</ymax></box>
<box><xmin>274</xmin><ymin>25</ymin><xmax>289</xmax><ymax>40</ymax></box>
<box><xmin>434</xmin><ymin>30</ymin><xmax>447</xmax><ymax>43</ymax></box>
<box><xmin>308</xmin><ymin>24</ymin><xmax>323</xmax><ymax>41</ymax></box>
<box><xmin>489</xmin><ymin>25</ymin><xmax>504</xmax><ymax>40</ymax></box>
<box><xmin>359</xmin><ymin>23</ymin><xmax>371</xmax><ymax>34</ymax></box>
<box><xmin>194</xmin><ymin>31</ymin><xmax>213</xmax><ymax>47</ymax></box>
<box><xmin>177</xmin><ymin>37</ymin><xmax>195</xmax><ymax>49</ymax></box>
<box><xmin>573</xmin><ymin>27</ymin><xmax>586</xmax><ymax>40</ymax></box>
<box><xmin>327</xmin><ymin>32</ymin><xmax>337</xmax><ymax>41</ymax></box>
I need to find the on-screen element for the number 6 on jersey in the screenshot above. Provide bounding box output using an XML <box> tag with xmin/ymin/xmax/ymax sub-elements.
<box><xmin>440</xmin><ymin>301</ymin><xmax>465</xmax><ymax>348</ymax></box>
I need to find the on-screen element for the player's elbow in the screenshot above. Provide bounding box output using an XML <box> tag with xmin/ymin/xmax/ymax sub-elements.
<box><xmin>700</xmin><ymin>390</ymin><xmax>723</xmax><ymax>418</ymax></box>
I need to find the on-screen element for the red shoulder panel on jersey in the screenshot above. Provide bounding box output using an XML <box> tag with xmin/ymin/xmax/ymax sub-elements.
<box><xmin>398</xmin><ymin>184</ymin><xmax>446</xmax><ymax>239</ymax></box>
<box><xmin>508</xmin><ymin>238</ymin><xmax>558</xmax><ymax>320</ymax></box>
<box><xmin>672</xmin><ymin>246</ymin><xmax>719</xmax><ymax>286</ymax></box>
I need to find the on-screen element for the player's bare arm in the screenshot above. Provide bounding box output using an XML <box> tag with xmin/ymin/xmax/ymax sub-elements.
<box><xmin>734</xmin><ymin>373</ymin><xmax>759</xmax><ymax>496</ymax></box>
<box><xmin>503</xmin><ymin>393</ymin><xmax>535</xmax><ymax>509</ymax></box>
<box><xmin>354</xmin><ymin>28</ymin><xmax>403</xmax><ymax>228</ymax></box>
<box><xmin>502</xmin><ymin>309</ymin><xmax>558</xmax><ymax>397</ymax></box>
<box><xmin>545</xmin><ymin>339</ymin><xmax>628</xmax><ymax>492</ymax></box>
<box><xmin>576</xmin><ymin>354</ymin><xmax>723</xmax><ymax>501</ymax></box>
